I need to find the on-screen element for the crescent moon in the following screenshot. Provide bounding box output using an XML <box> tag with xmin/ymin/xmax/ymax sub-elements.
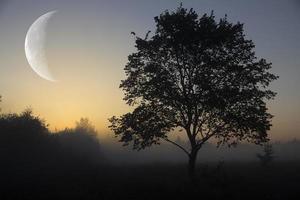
<box><xmin>25</xmin><ymin>11</ymin><xmax>57</xmax><ymax>82</ymax></box>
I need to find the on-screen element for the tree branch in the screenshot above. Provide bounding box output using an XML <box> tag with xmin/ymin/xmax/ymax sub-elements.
<box><xmin>162</xmin><ymin>137</ymin><xmax>190</xmax><ymax>156</ymax></box>
<box><xmin>197</xmin><ymin>122</ymin><xmax>228</xmax><ymax>147</ymax></box>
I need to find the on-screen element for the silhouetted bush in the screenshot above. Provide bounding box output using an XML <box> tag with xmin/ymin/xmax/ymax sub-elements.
<box><xmin>54</xmin><ymin>118</ymin><xmax>104</xmax><ymax>164</ymax></box>
<box><xmin>0</xmin><ymin>110</ymin><xmax>105</xmax><ymax>199</ymax></box>
<box><xmin>0</xmin><ymin>109</ymin><xmax>50</xmax><ymax>164</ymax></box>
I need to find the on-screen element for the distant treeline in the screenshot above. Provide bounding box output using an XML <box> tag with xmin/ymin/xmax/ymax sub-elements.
<box><xmin>1</xmin><ymin>109</ymin><xmax>300</xmax><ymax>199</ymax></box>
<box><xmin>0</xmin><ymin>109</ymin><xmax>106</xmax><ymax>199</ymax></box>
<box><xmin>1</xmin><ymin>109</ymin><xmax>299</xmax><ymax>167</ymax></box>
<box><xmin>0</xmin><ymin>109</ymin><xmax>104</xmax><ymax>164</ymax></box>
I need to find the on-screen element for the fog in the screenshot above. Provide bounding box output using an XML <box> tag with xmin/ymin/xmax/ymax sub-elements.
<box><xmin>1</xmin><ymin>109</ymin><xmax>299</xmax><ymax>167</ymax></box>
<box><xmin>1</xmin><ymin>110</ymin><xmax>300</xmax><ymax>199</ymax></box>
<box><xmin>101</xmin><ymin>137</ymin><xmax>300</xmax><ymax>164</ymax></box>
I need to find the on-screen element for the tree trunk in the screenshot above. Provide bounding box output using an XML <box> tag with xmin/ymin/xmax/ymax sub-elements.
<box><xmin>188</xmin><ymin>149</ymin><xmax>198</xmax><ymax>182</ymax></box>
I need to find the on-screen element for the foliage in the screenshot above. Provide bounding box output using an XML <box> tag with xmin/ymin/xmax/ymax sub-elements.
<box><xmin>55</xmin><ymin>118</ymin><xmax>102</xmax><ymax>161</ymax></box>
<box><xmin>0</xmin><ymin>110</ymin><xmax>106</xmax><ymax>199</ymax></box>
<box><xmin>109</xmin><ymin>5</ymin><xmax>278</xmax><ymax>176</ymax></box>
<box><xmin>0</xmin><ymin>109</ymin><xmax>104</xmax><ymax>178</ymax></box>
<box><xmin>0</xmin><ymin>108</ymin><xmax>49</xmax><ymax>145</ymax></box>
<box><xmin>74</xmin><ymin>117</ymin><xmax>98</xmax><ymax>136</ymax></box>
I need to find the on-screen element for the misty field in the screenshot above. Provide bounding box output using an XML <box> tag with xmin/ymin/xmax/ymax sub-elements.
<box><xmin>1</xmin><ymin>111</ymin><xmax>300</xmax><ymax>199</ymax></box>
<box><xmin>1</xmin><ymin>161</ymin><xmax>300</xmax><ymax>199</ymax></box>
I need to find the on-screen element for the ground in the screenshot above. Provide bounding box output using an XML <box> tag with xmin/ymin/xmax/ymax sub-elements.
<box><xmin>1</xmin><ymin>161</ymin><xmax>299</xmax><ymax>200</ymax></box>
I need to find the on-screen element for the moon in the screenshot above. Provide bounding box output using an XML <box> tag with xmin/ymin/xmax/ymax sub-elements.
<box><xmin>25</xmin><ymin>11</ymin><xmax>57</xmax><ymax>82</ymax></box>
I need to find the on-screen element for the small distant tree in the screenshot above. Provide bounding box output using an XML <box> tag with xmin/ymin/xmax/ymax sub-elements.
<box><xmin>55</xmin><ymin>118</ymin><xmax>101</xmax><ymax>160</ymax></box>
<box><xmin>74</xmin><ymin>118</ymin><xmax>98</xmax><ymax>136</ymax></box>
<box><xmin>109</xmin><ymin>6</ymin><xmax>278</xmax><ymax>179</ymax></box>
<box><xmin>256</xmin><ymin>143</ymin><xmax>274</xmax><ymax>166</ymax></box>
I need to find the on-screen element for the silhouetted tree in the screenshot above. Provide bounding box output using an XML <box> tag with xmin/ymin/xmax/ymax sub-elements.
<box><xmin>55</xmin><ymin>118</ymin><xmax>103</xmax><ymax>163</ymax></box>
<box><xmin>74</xmin><ymin>117</ymin><xmax>98</xmax><ymax>136</ymax></box>
<box><xmin>257</xmin><ymin>143</ymin><xmax>274</xmax><ymax>166</ymax></box>
<box><xmin>0</xmin><ymin>108</ymin><xmax>51</xmax><ymax>177</ymax></box>
<box><xmin>0</xmin><ymin>108</ymin><xmax>49</xmax><ymax>146</ymax></box>
<box><xmin>109</xmin><ymin>6</ymin><xmax>278</xmax><ymax>179</ymax></box>
<box><xmin>0</xmin><ymin>110</ymin><xmax>107</xmax><ymax>198</ymax></box>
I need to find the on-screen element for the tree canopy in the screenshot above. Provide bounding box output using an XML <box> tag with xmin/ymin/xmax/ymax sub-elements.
<box><xmin>109</xmin><ymin>6</ymin><xmax>278</xmax><ymax>176</ymax></box>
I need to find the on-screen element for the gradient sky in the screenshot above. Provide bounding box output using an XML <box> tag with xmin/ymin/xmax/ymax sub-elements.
<box><xmin>0</xmin><ymin>0</ymin><xmax>299</xmax><ymax>140</ymax></box>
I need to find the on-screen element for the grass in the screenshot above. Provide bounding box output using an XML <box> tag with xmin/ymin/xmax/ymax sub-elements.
<box><xmin>1</xmin><ymin>161</ymin><xmax>300</xmax><ymax>199</ymax></box>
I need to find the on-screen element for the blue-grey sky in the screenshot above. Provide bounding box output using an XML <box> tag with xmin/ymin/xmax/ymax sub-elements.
<box><xmin>0</xmin><ymin>0</ymin><xmax>299</xmax><ymax>140</ymax></box>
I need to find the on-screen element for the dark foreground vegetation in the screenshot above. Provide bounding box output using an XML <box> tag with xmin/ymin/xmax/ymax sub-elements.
<box><xmin>0</xmin><ymin>110</ymin><xmax>299</xmax><ymax>199</ymax></box>
<box><xmin>1</xmin><ymin>161</ymin><xmax>300</xmax><ymax>200</ymax></box>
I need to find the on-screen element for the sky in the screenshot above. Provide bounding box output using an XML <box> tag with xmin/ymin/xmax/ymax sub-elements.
<box><xmin>0</xmin><ymin>0</ymin><xmax>299</xmax><ymax>141</ymax></box>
